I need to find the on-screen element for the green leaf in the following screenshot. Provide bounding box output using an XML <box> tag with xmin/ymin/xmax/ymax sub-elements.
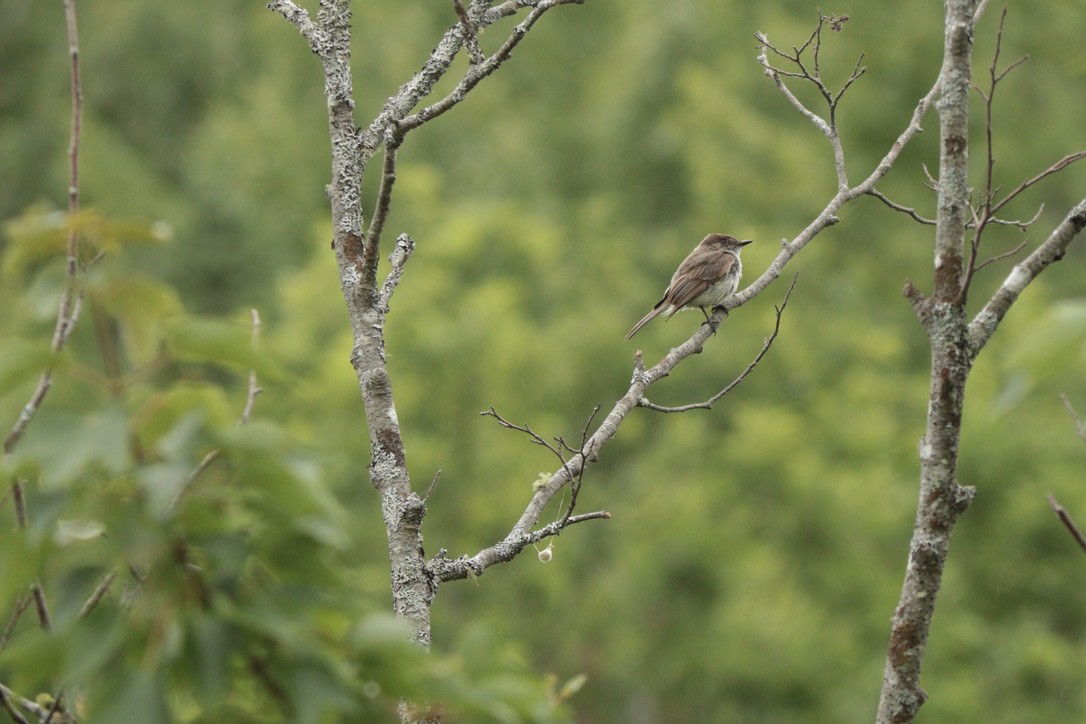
<box><xmin>165</xmin><ymin>315</ymin><xmax>284</xmax><ymax>380</ymax></box>
<box><xmin>187</xmin><ymin>614</ymin><xmax>235</xmax><ymax>703</ymax></box>
<box><xmin>12</xmin><ymin>406</ymin><xmax>130</xmax><ymax>489</ymax></box>
<box><xmin>94</xmin><ymin>669</ymin><xmax>170</xmax><ymax>724</ymax></box>
<box><xmin>2</xmin><ymin>206</ymin><xmax>167</xmax><ymax>278</ymax></box>
<box><xmin>93</xmin><ymin>273</ymin><xmax>183</xmax><ymax>366</ymax></box>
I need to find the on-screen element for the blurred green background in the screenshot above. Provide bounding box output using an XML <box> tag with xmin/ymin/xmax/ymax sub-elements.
<box><xmin>3</xmin><ymin>1</ymin><xmax>1086</xmax><ymax>721</ymax></box>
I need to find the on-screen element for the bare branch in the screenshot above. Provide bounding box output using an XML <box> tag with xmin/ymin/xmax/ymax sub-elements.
<box><xmin>1048</xmin><ymin>495</ymin><xmax>1086</xmax><ymax>555</ymax></box>
<box><xmin>968</xmin><ymin>198</ymin><xmax>1086</xmax><ymax>355</ymax></box>
<box><xmin>961</xmin><ymin>7</ymin><xmax>1023</xmax><ymax>303</ymax></box>
<box><xmin>481</xmin><ymin>406</ymin><xmax>574</xmax><ymax>478</ymax></box>
<box><xmin>30</xmin><ymin>583</ymin><xmax>51</xmax><ymax>632</ymax></box>
<box><xmin>755</xmin><ymin>14</ymin><xmax>864</xmax><ymax>188</ymax></box>
<box><xmin>639</xmin><ymin>275</ymin><xmax>797</xmax><ymax>413</ymax></box>
<box><xmin>266</xmin><ymin>0</ymin><xmax>322</xmax><ymax>52</ymax></box>
<box><xmin>1050</xmin><ymin>396</ymin><xmax>1086</xmax><ymax>558</ymax></box>
<box><xmin>556</xmin><ymin>405</ymin><xmax>600</xmax><ymax>526</ymax></box>
<box><xmin>379</xmin><ymin>233</ymin><xmax>416</xmax><ymax>311</ymax></box>
<box><xmin>361</xmin><ymin>0</ymin><xmax>581</xmax><ymax>151</ymax></box>
<box><xmin>427</xmin><ymin>510</ymin><xmax>611</xmax><ymax>582</ymax></box>
<box><xmin>3</xmin><ymin>0</ymin><xmax>85</xmax><ymax>456</ymax></box>
<box><xmin>989</xmin><ymin>152</ymin><xmax>1086</xmax><ymax>217</ymax></box>
<box><xmin>8</xmin><ymin>480</ymin><xmax>53</xmax><ymax>632</ymax></box>
<box><xmin>732</xmin><ymin>78</ymin><xmax>939</xmax><ymax>309</ymax></box>
<box><xmin>0</xmin><ymin>684</ymin><xmax>48</xmax><ymax>723</ymax></box>
<box><xmin>363</xmin><ymin>139</ymin><xmax>400</xmax><ymax>285</ymax></box>
<box><xmin>421</xmin><ymin>469</ymin><xmax>442</xmax><ymax>507</ymax></box>
<box><xmin>972</xmin><ymin>236</ymin><xmax>1029</xmax><ymax>272</ymax></box>
<box><xmin>867</xmin><ymin>189</ymin><xmax>937</xmax><ymax>225</ymax></box>
<box><xmin>0</xmin><ymin>686</ymin><xmax>29</xmax><ymax>724</ymax></box>
<box><xmin>452</xmin><ymin>0</ymin><xmax>485</xmax><ymax>64</ymax></box>
<box><xmin>832</xmin><ymin>52</ymin><xmax>867</xmax><ymax>107</ymax></box>
<box><xmin>755</xmin><ymin>36</ymin><xmax>832</xmax><ymax>137</ymax></box>
<box><xmin>399</xmin><ymin>0</ymin><xmax>584</xmax><ymax>134</ymax></box>
<box><xmin>434</xmin><ymin>15</ymin><xmax>943</xmax><ymax>587</ymax></box>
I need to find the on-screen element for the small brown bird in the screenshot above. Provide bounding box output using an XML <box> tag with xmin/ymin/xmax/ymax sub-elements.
<box><xmin>625</xmin><ymin>233</ymin><xmax>752</xmax><ymax>340</ymax></box>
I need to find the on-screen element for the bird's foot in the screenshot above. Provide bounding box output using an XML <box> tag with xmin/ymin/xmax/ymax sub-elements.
<box><xmin>700</xmin><ymin>308</ymin><xmax>719</xmax><ymax>335</ymax></box>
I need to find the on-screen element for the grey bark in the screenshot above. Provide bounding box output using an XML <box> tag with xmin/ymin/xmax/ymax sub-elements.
<box><xmin>876</xmin><ymin>2</ymin><xmax>1086</xmax><ymax>720</ymax></box>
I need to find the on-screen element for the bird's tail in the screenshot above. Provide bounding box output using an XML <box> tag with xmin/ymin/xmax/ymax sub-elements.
<box><xmin>625</xmin><ymin>305</ymin><xmax>665</xmax><ymax>340</ymax></box>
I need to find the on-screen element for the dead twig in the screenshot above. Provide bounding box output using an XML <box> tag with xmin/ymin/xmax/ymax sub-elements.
<box><xmin>1048</xmin><ymin>495</ymin><xmax>1086</xmax><ymax>555</ymax></box>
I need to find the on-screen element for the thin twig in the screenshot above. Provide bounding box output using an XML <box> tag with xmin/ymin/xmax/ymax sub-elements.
<box><xmin>968</xmin><ymin>197</ymin><xmax>1086</xmax><ymax>354</ymax></box>
<box><xmin>639</xmin><ymin>275</ymin><xmax>797</xmax><ymax>413</ymax></box>
<box><xmin>41</xmin><ymin>691</ymin><xmax>65</xmax><ymax>724</ymax></box>
<box><xmin>30</xmin><ymin>583</ymin><xmax>51</xmax><ymax>632</ymax></box>
<box><xmin>755</xmin><ymin>16</ymin><xmax>863</xmax><ymax>188</ymax></box>
<box><xmin>363</xmin><ymin>139</ymin><xmax>400</xmax><ymax>283</ymax></box>
<box><xmin>3</xmin><ymin>0</ymin><xmax>85</xmax><ymax>456</ymax></box>
<box><xmin>481</xmin><ymin>406</ymin><xmax>587</xmax><ymax>524</ymax></box>
<box><xmin>452</xmin><ymin>0</ymin><xmax>485</xmax><ymax>64</ymax></box>
<box><xmin>530</xmin><ymin>511</ymin><xmax>611</xmax><ymax>543</ymax></box>
<box><xmin>168</xmin><ymin>311</ymin><xmax>262</xmax><ymax>512</ymax></box>
<box><xmin>422</xmin><ymin>469</ymin><xmax>442</xmax><ymax>507</ymax></box>
<box><xmin>1048</xmin><ymin>495</ymin><xmax>1086</xmax><ymax>555</ymax></box>
<box><xmin>1060</xmin><ymin>394</ymin><xmax>1086</xmax><ymax>444</ymax></box>
<box><xmin>11</xmin><ymin>480</ymin><xmax>27</xmax><ymax>529</ymax></box>
<box><xmin>0</xmin><ymin>685</ymin><xmax>29</xmax><ymax>724</ymax></box>
<box><xmin>10</xmin><ymin>479</ymin><xmax>53</xmax><ymax>631</ymax></box>
<box><xmin>556</xmin><ymin>405</ymin><xmax>600</xmax><ymax>526</ymax></box>
<box><xmin>78</xmin><ymin>569</ymin><xmax>118</xmax><ymax>620</ymax></box>
<box><xmin>358</xmin><ymin>0</ymin><xmax>575</xmax><ymax>153</ymax></box>
<box><xmin>867</xmin><ymin>189</ymin><xmax>937</xmax><ymax>225</ymax></box>
<box><xmin>166</xmin><ymin>449</ymin><xmax>222</xmax><ymax>513</ymax></box>
<box><xmin>432</xmin><ymin>14</ymin><xmax>943</xmax><ymax>586</ymax></box>
<box><xmin>398</xmin><ymin>0</ymin><xmax>585</xmax><ymax>133</ymax></box>
<box><xmin>0</xmin><ymin>595</ymin><xmax>31</xmax><ymax>654</ymax></box>
<box><xmin>482</xmin><ymin>408</ymin><xmax>571</xmax><ymax>468</ymax></box>
<box><xmin>973</xmin><ymin>237</ymin><xmax>1029</xmax><ymax>272</ymax></box>
<box><xmin>961</xmin><ymin>8</ymin><xmax>1022</xmax><ymax>303</ymax></box>
<box><xmin>247</xmin><ymin>653</ymin><xmax>293</xmax><ymax>715</ymax></box>
<box><xmin>0</xmin><ymin>684</ymin><xmax>47</xmax><ymax>723</ymax></box>
<box><xmin>379</xmin><ymin>233</ymin><xmax>416</xmax><ymax>311</ymax></box>
<box><xmin>989</xmin><ymin>152</ymin><xmax>1086</xmax><ymax>218</ymax></box>
<box><xmin>239</xmin><ymin>308</ymin><xmax>264</xmax><ymax>425</ymax></box>
<box><xmin>869</xmin><ymin>189</ymin><xmax>1040</xmax><ymax>230</ymax></box>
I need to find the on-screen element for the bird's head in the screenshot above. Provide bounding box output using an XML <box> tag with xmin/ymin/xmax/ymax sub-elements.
<box><xmin>702</xmin><ymin>233</ymin><xmax>753</xmax><ymax>252</ymax></box>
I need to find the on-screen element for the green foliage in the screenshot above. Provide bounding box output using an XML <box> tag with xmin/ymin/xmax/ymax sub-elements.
<box><xmin>4</xmin><ymin>1</ymin><xmax>1086</xmax><ymax>722</ymax></box>
<box><xmin>0</xmin><ymin>211</ymin><xmax>570</xmax><ymax>721</ymax></box>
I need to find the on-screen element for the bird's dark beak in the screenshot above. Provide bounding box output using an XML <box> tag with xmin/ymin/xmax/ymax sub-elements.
<box><xmin>739</xmin><ymin>239</ymin><xmax>754</xmax><ymax>246</ymax></box>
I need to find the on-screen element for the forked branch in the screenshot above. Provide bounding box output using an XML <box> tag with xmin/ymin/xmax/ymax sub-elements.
<box><xmin>756</xmin><ymin>12</ymin><xmax>864</xmax><ymax>187</ymax></box>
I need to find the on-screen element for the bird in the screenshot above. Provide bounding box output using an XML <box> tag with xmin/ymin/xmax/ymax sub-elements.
<box><xmin>625</xmin><ymin>233</ymin><xmax>752</xmax><ymax>340</ymax></box>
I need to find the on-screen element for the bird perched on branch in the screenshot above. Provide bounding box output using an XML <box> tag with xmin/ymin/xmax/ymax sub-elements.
<box><xmin>625</xmin><ymin>233</ymin><xmax>752</xmax><ymax>340</ymax></box>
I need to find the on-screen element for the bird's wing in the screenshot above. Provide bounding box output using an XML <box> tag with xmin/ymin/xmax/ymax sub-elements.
<box><xmin>664</xmin><ymin>248</ymin><xmax>736</xmax><ymax>310</ymax></box>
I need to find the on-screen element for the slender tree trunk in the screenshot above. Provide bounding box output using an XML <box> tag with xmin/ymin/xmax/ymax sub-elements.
<box><xmin>877</xmin><ymin>1</ymin><xmax>978</xmax><ymax>720</ymax></box>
